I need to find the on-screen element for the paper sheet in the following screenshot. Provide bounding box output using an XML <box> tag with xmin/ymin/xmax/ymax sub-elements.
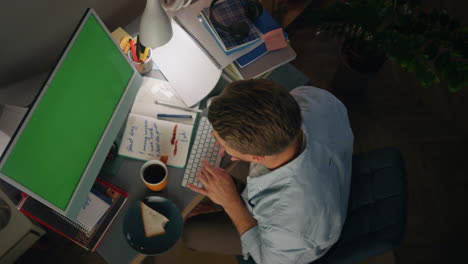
<box><xmin>134</xmin><ymin>77</ymin><xmax>186</xmax><ymax>107</ymax></box>
<box><xmin>118</xmin><ymin>114</ymin><xmax>193</xmax><ymax>167</ymax></box>
<box><xmin>152</xmin><ymin>20</ymin><xmax>222</xmax><ymax>107</ymax></box>
<box><xmin>76</xmin><ymin>192</ymin><xmax>110</xmax><ymax>232</ymax></box>
<box><xmin>263</xmin><ymin>28</ymin><xmax>288</xmax><ymax>51</ymax></box>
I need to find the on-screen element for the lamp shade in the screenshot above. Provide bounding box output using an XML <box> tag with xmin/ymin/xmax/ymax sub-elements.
<box><xmin>139</xmin><ymin>0</ymin><xmax>173</xmax><ymax>48</ymax></box>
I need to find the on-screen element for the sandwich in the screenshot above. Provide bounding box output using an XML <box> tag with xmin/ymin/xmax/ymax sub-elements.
<box><xmin>140</xmin><ymin>202</ymin><xmax>170</xmax><ymax>237</ymax></box>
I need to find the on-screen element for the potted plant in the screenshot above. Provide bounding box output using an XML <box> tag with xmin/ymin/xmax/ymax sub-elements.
<box><xmin>305</xmin><ymin>0</ymin><xmax>468</xmax><ymax>92</ymax></box>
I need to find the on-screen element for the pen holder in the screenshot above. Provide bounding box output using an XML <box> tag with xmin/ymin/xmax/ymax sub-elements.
<box><xmin>128</xmin><ymin>48</ymin><xmax>153</xmax><ymax>75</ymax></box>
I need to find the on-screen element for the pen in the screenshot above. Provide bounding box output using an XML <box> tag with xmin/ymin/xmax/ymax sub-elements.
<box><xmin>138</xmin><ymin>40</ymin><xmax>148</xmax><ymax>61</ymax></box>
<box><xmin>154</xmin><ymin>101</ymin><xmax>203</xmax><ymax>113</ymax></box>
<box><xmin>136</xmin><ymin>35</ymin><xmax>141</xmax><ymax>62</ymax></box>
<box><xmin>157</xmin><ymin>114</ymin><xmax>193</xmax><ymax>119</ymax></box>
<box><xmin>129</xmin><ymin>39</ymin><xmax>138</xmax><ymax>62</ymax></box>
<box><xmin>140</xmin><ymin>47</ymin><xmax>149</xmax><ymax>62</ymax></box>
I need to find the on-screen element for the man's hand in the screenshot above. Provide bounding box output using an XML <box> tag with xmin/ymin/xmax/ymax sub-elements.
<box><xmin>188</xmin><ymin>160</ymin><xmax>257</xmax><ymax>235</ymax></box>
<box><xmin>187</xmin><ymin>160</ymin><xmax>241</xmax><ymax>208</ymax></box>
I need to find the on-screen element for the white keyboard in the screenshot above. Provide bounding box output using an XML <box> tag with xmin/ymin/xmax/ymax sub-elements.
<box><xmin>181</xmin><ymin>117</ymin><xmax>222</xmax><ymax>188</ymax></box>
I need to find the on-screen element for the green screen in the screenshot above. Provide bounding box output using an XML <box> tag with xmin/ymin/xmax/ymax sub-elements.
<box><xmin>0</xmin><ymin>14</ymin><xmax>133</xmax><ymax>210</ymax></box>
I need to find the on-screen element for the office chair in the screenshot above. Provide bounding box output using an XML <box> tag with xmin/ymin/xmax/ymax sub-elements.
<box><xmin>310</xmin><ymin>147</ymin><xmax>408</xmax><ymax>264</ymax></box>
<box><xmin>238</xmin><ymin>148</ymin><xmax>408</xmax><ymax>264</ymax></box>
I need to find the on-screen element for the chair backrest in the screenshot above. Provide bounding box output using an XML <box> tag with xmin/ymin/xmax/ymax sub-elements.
<box><xmin>313</xmin><ymin>148</ymin><xmax>408</xmax><ymax>264</ymax></box>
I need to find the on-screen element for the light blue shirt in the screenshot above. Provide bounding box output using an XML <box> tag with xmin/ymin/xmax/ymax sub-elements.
<box><xmin>240</xmin><ymin>86</ymin><xmax>354</xmax><ymax>264</ymax></box>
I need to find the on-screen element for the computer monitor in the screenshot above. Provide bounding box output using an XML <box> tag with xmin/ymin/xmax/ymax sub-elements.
<box><xmin>0</xmin><ymin>8</ymin><xmax>142</xmax><ymax>220</ymax></box>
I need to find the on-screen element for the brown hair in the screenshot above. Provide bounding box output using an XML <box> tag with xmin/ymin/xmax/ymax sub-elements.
<box><xmin>208</xmin><ymin>79</ymin><xmax>302</xmax><ymax>156</ymax></box>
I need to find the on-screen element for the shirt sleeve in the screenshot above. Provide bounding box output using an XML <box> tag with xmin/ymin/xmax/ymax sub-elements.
<box><xmin>241</xmin><ymin>225</ymin><xmax>329</xmax><ymax>264</ymax></box>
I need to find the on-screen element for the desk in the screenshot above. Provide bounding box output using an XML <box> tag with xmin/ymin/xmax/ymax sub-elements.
<box><xmin>96</xmin><ymin>65</ymin><xmax>309</xmax><ymax>264</ymax></box>
<box><xmin>96</xmin><ymin>69</ymin><xmax>224</xmax><ymax>264</ymax></box>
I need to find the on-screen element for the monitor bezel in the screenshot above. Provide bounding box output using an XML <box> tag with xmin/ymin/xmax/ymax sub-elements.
<box><xmin>0</xmin><ymin>8</ymin><xmax>142</xmax><ymax>219</ymax></box>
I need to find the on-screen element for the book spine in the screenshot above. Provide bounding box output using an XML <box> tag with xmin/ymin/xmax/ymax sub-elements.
<box><xmin>173</xmin><ymin>16</ymin><xmax>223</xmax><ymax>69</ymax></box>
<box><xmin>96</xmin><ymin>177</ymin><xmax>128</xmax><ymax>197</ymax></box>
<box><xmin>221</xmin><ymin>72</ymin><xmax>234</xmax><ymax>83</ymax></box>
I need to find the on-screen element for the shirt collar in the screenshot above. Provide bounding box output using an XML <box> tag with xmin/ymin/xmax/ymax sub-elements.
<box><xmin>246</xmin><ymin>128</ymin><xmax>309</xmax><ymax>198</ymax></box>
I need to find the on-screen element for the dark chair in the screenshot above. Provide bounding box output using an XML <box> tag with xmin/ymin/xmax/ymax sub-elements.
<box><xmin>238</xmin><ymin>148</ymin><xmax>408</xmax><ymax>264</ymax></box>
<box><xmin>312</xmin><ymin>148</ymin><xmax>408</xmax><ymax>264</ymax></box>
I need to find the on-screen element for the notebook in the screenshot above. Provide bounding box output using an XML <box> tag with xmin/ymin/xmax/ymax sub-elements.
<box><xmin>18</xmin><ymin>178</ymin><xmax>128</xmax><ymax>252</ymax></box>
<box><xmin>76</xmin><ymin>192</ymin><xmax>110</xmax><ymax>232</ymax></box>
<box><xmin>228</xmin><ymin>43</ymin><xmax>297</xmax><ymax>80</ymax></box>
<box><xmin>118</xmin><ymin>78</ymin><xmax>198</xmax><ymax>168</ymax></box>
<box><xmin>172</xmin><ymin>0</ymin><xmax>262</xmax><ymax>67</ymax></box>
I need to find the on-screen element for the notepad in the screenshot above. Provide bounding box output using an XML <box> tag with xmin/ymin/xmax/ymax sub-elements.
<box><xmin>76</xmin><ymin>192</ymin><xmax>110</xmax><ymax>232</ymax></box>
<box><xmin>118</xmin><ymin>78</ymin><xmax>198</xmax><ymax>168</ymax></box>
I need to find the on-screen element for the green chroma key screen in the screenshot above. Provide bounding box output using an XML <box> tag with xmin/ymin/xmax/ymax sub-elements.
<box><xmin>0</xmin><ymin>14</ymin><xmax>133</xmax><ymax>210</ymax></box>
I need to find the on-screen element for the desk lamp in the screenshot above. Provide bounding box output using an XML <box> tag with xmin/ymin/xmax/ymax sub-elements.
<box><xmin>139</xmin><ymin>0</ymin><xmax>173</xmax><ymax>48</ymax></box>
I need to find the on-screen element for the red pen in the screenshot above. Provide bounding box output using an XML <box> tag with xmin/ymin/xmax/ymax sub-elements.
<box><xmin>174</xmin><ymin>140</ymin><xmax>178</xmax><ymax>156</ymax></box>
<box><xmin>129</xmin><ymin>40</ymin><xmax>139</xmax><ymax>62</ymax></box>
<box><xmin>171</xmin><ymin>124</ymin><xmax>178</xmax><ymax>145</ymax></box>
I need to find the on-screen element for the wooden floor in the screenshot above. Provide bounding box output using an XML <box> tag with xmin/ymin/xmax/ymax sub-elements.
<box><xmin>16</xmin><ymin>1</ymin><xmax>468</xmax><ymax>263</ymax></box>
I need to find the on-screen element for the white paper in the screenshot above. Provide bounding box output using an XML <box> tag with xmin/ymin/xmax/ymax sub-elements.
<box><xmin>132</xmin><ymin>77</ymin><xmax>198</xmax><ymax>125</ymax></box>
<box><xmin>118</xmin><ymin>114</ymin><xmax>193</xmax><ymax>167</ymax></box>
<box><xmin>152</xmin><ymin>20</ymin><xmax>222</xmax><ymax>107</ymax></box>
<box><xmin>76</xmin><ymin>192</ymin><xmax>110</xmax><ymax>232</ymax></box>
<box><xmin>134</xmin><ymin>77</ymin><xmax>187</xmax><ymax>107</ymax></box>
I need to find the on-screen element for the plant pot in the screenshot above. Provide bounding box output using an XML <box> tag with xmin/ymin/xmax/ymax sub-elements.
<box><xmin>341</xmin><ymin>40</ymin><xmax>387</xmax><ymax>75</ymax></box>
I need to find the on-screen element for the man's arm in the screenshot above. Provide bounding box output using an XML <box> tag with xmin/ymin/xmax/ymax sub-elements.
<box><xmin>187</xmin><ymin>160</ymin><xmax>257</xmax><ymax>235</ymax></box>
<box><xmin>187</xmin><ymin>160</ymin><xmax>326</xmax><ymax>264</ymax></box>
<box><xmin>223</xmin><ymin>194</ymin><xmax>257</xmax><ymax>235</ymax></box>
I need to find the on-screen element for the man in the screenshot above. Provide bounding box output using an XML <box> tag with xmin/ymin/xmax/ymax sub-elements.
<box><xmin>184</xmin><ymin>79</ymin><xmax>353</xmax><ymax>263</ymax></box>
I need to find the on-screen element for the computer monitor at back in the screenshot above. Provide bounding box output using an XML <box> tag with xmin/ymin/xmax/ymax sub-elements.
<box><xmin>0</xmin><ymin>8</ymin><xmax>142</xmax><ymax>220</ymax></box>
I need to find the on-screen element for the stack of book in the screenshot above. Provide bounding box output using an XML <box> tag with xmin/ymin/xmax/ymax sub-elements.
<box><xmin>17</xmin><ymin>178</ymin><xmax>127</xmax><ymax>251</ymax></box>
<box><xmin>199</xmin><ymin>0</ymin><xmax>296</xmax><ymax>81</ymax></box>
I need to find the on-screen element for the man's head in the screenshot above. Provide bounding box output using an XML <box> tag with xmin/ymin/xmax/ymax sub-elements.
<box><xmin>208</xmin><ymin>79</ymin><xmax>302</xmax><ymax>162</ymax></box>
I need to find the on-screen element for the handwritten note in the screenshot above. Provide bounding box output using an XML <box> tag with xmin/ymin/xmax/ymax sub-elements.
<box><xmin>118</xmin><ymin>114</ymin><xmax>194</xmax><ymax>168</ymax></box>
<box><xmin>118</xmin><ymin>82</ymin><xmax>197</xmax><ymax>167</ymax></box>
